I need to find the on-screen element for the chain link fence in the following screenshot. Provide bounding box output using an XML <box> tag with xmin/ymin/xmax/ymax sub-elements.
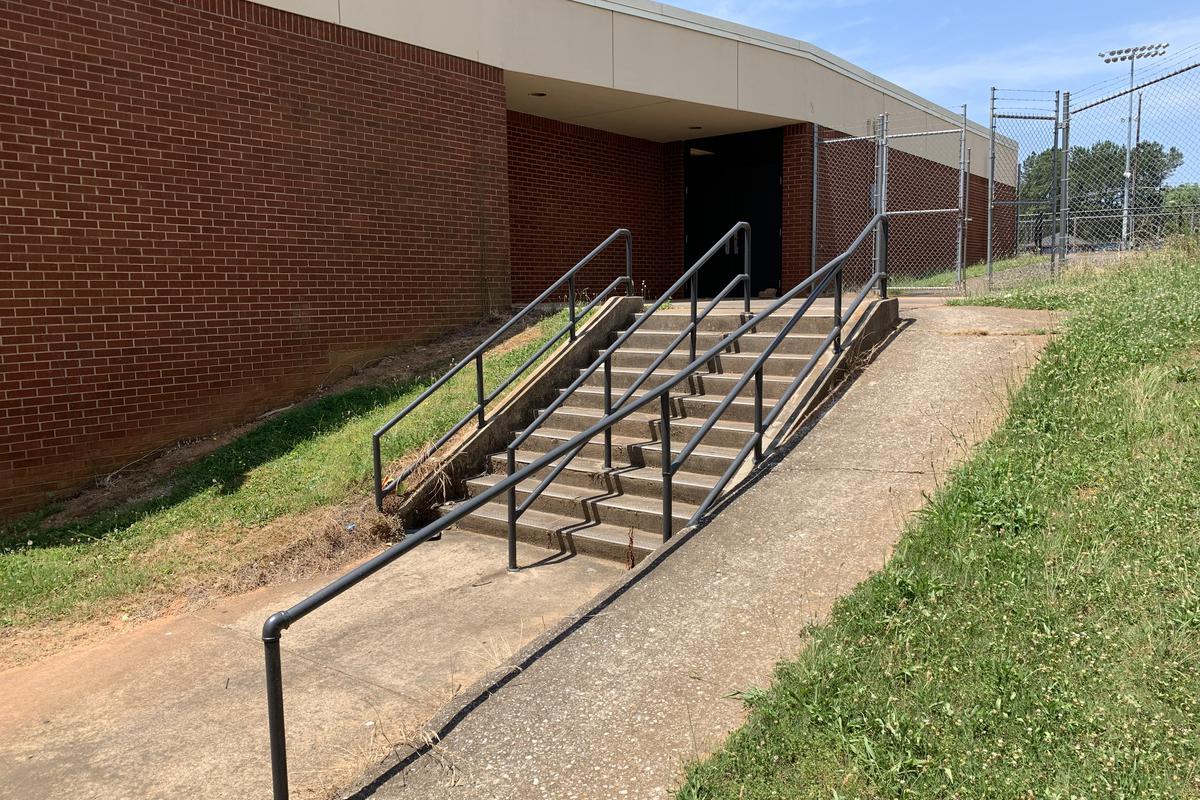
<box><xmin>885</xmin><ymin>111</ymin><xmax>970</xmax><ymax>292</ymax></box>
<box><xmin>815</xmin><ymin>111</ymin><xmax>974</xmax><ymax>294</ymax></box>
<box><xmin>988</xmin><ymin>90</ymin><xmax>1061</xmax><ymax>288</ymax></box>
<box><xmin>987</xmin><ymin>49</ymin><xmax>1200</xmax><ymax>289</ymax></box>
<box><xmin>814</xmin><ymin>119</ymin><xmax>879</xmax><ymax>291</ymax></box>
<box><xmin>1065</xmin><ymin>55</ymin><xmax>1200</xmax><ymax>251</ymax></box>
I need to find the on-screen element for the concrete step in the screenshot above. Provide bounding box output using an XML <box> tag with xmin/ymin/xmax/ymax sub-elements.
<box><xmin>519</xmin><ymin>427</ymin><xmax>742</xmax><ymax>476</ymax></box>
<box><xmin>562</xmin><ymin>384</ymin><xmax>766</xmax><ymax>425</ymax></box>
<box><xmin>465</xmin><ymin>473</ymin><xmax>694</xmax><ymax>536</ymax></box>
<box><xmin>542</xmin><ymin>405</ymin><xmax>756</xmax><ymax>450</ymax></box>
<box><xmin>586</xmin><ymin>366</ymin><xmax>796</xmax><ymax>398</ymax></box>
<box><xmin>484</xmin><ymin>453</ymin><xmax>720</xmax><ymax>505</ymax></box>
<box><xmin>610</xmin><ymin>347</ymin><xmax>811</xmax><ymax>378</ymax></box>
<box><xmin>446</xmin><ymin>501</ymin><xmax>661</xmax><ymax>564</ymax></box>
<box><xmin>635</xmin><ymin>309</ymin><xmax>835</xmax><ymax>335</ymax></box>
<box><xmin>620</xmin><ymin>329</ymin><xmax>827</xmax><ymax>357</ymax></box>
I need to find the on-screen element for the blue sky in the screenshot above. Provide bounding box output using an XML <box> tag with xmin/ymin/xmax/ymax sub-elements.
<box><xmin>670</xmin><ymin>0</ymin><xmax>1200</xmax><ymax>128</ymax></box>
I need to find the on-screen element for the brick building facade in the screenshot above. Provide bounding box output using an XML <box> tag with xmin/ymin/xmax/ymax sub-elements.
<box><xmin>0</xmin><ymin>0</ymin><xmax>1013</xmax><ymax>516</ymax></box>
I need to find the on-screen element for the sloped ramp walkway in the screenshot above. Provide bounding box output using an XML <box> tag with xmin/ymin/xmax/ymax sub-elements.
<box><xmin>343</xmin><ymin>301</ymin><xmax>1056</xmax><ymax>800</ymax></box>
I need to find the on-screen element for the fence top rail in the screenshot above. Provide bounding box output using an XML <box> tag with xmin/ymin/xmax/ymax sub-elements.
<box><xmin>886</xmin><ymin>128</ymin><xmax>961</xmax><ymax>140</ymax></box>
<box><xmin>992</xmin><ymin>113</ymin><xmax>1057</xmax><ymax>121</ymax></box>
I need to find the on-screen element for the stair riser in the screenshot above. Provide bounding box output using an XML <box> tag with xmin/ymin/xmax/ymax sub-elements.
<box><xmin>587</xmin><ymin>369</ymin><xmax>794</xmax><ymax>398</ymax></box>
<box><xmin>520</xmin><ymin>434</ymin><xmax>737</xmax><ymax>476</ymax></box>
<box><xmin>564</xmin><ymin>388</ymin><xmax>772</xmax><ymax>423</ymax></box>
<box><xmin>610</xmin><ymin>349</ymin><xmax>810</xmax><ymax>377</ymax></box>
<box><xmin>544</xmin><ymin>410</ymin><xmax>755</xmax><ymax>450</ymax></box>
<box><xmin>621</xmin><ymin>330</ymin><xmax>824</xmax><ymax>356</ymax></box>
<box><xmin>639</xmin><ymin>313</ymin><xmax>834</xmax><ymax>335</ymax></box>
<box><xmin>454</xmin><ymin>512</ymin><xmax>655</xmax><ymax>564</ymax></box>
<box><xmin>484</xmin><ymin>456</ymin><xmax>716</xmax><ymax>505</ymax></box>
<box><xmin>464</xmin><ymin>480</ymin><xmax>688</xmax><ymax>536</ymax></box>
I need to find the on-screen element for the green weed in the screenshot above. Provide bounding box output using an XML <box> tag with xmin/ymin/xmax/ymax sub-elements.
<box><xmin>679</xmin><ymin>242</ymin><xmax>1200</xmax><ymax>798</ymax></box>
<box><xmin>0</xmin><ymin>309</ymin><xmax>580</xmax><ymax>628</ymax></box>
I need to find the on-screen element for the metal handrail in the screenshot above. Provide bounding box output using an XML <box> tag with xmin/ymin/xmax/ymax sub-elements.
<box><xmin>260</xmin><ymin>214</ymin><xmax>888</xmax><ymax>800</ymax></box>
<box><xmin>675</xmin><ymin>216</ymin><xmax>888</xmax><ymax>529</ymax></box>
<box><xmin>370</xmin><ymin>229</ymin><xmax>633</xmax><ymax>511</ymax></box>
<box><xmin>502</xmin><ymin>221</ymin><xmax>752</xmax><ymax>570</ymax></box>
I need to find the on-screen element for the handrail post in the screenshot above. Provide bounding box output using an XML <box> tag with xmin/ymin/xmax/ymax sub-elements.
<box><xmin>568</xmin><ymin>275</ymin><xmax>577</xmax><ymax>341</ymax></box>
<box><xmin>753</xmin><ymin>366</ymin><xmax>764</xmax><ymax>463</ymax></box>
<box><xmin>660</xmin><ymin>393</ymin><xmax>672</xmax><ymax>542</ymax></box>
<box><xmin>833</xmin><ymin>267</ymin><xmax>843</xmax><ymax>354</ymax></box>
<box><xmin>689</xmin><ymin>273</ymin><xmax>698</xmax><ymax>363</ymax></box>
<box><xmin>372</xmin><ymin>435</ymin><xmax>384</xmax><ymax>512</ymax></box>
<box><xmin>506</xmin><ymin>449</ymin><xmax>518</xmax><ymax>571</ymax></box>
<box><xmin>624</xmin><ymin>231</ymin><xmax>634</xmax><ymax>296</ymax></box>
<box><xmin>475</xmin><ymin>354</ymin><xmax>486</xmax><ymax>427</ymax></box>
<box><xmin>742</xmin><ymin>226</ymin><xmax>752</xmax><ymax>313</ymax></box>
<box><xmin>264</xmin><ymin>635</ymin><xmax>288</xmax><ymax>800</ymax></box>
<box><xmin>880</xmin><ymin>216</ymin><xmax>890</xmax><ymax>299</ymax></box>
<box><xmin>877</xmin><ymin>113</ymin><xmax>890</xmax><ymax>300</ymax></box>
<box><xmin>603</xmin><ymin>356</ymin><xmax>613</xmax><ymax>469</ymax></box>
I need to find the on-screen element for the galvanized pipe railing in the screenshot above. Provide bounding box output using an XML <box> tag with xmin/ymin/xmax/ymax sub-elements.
<box><xmin>261</xmin><ymin>214</ymin><xmax>888</xmax><ymax>799</ymax></box>
<box><xmin>503</xmin><ymin>222</ymin><xmax>751</xmax><ymax>568</ymax></box>
<box><xmin>371</xmin><ymin>229</ymin><xmax>633</xmax><ymax>511</ymax></box>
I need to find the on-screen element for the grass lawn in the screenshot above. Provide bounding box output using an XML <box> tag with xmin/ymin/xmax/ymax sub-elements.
<box><xmin>0</xmin><ymin>308</ymin><xmax>578</xmax><ymax>629</ymax></box>
<box><xmin>899</xmin><ymin>252</ymin><xmax>1050</xmax><ymax>289</ymax></box>
<box><xmin>679</xmin><ymin>239</ymin><xmax>1200</xmax><ymax>798</ymax></box>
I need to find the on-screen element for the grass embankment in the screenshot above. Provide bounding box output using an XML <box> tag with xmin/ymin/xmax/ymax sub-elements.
<box><xmin>901</xmin><ymin>253</ymin><xmax>1049</xmax><ymax>289</ymax></box>
<box><xmin>0</xmin><ymin>309</ymin><xmax>577</xmax><ymax>629</ymax></box>
<box><xmin>681</xmin><ymin>241</ymin><xmax>1200</xmax><ymax>798</ymax></box>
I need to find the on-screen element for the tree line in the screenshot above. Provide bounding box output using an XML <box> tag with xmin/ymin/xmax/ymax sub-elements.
<box><xmin>1018</xmin><ymin>139</ymin><xmax>1197</xmax><ymax>243</ymax></box>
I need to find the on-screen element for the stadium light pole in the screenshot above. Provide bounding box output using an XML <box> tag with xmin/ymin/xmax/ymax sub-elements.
<box><xmin>1098</xmin><ymin>43</ymin><xmax>1168</xmax><ymax>248</ymax></box>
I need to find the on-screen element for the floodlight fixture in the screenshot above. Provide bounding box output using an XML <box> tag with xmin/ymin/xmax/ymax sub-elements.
<box><xmin>1096</xmin><ymin>42</ymin><xmax>1169</xmax><ymax>248</ymax></box>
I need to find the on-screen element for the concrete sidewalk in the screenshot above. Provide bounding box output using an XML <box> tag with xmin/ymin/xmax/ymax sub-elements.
<box><xmin>343</xmin><ymin>301</ymin><xmax>1056</xmax><ymax>800</ymax></box>
<box><xmin>0</xmin><ymin>536</ymin><xmax>623</xmax><ymax>799</ymax></box>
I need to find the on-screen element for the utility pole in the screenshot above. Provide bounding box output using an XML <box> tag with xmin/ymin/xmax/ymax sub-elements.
<box><xmin>1131</xmin><ymin>92</ymin><xmax>1143</xmax><ymax>243</ymax></box>
<box><xmin>1098</xmin><ymin>43</ymin><xmax>1168</xmax><ymax>249</ymax></box>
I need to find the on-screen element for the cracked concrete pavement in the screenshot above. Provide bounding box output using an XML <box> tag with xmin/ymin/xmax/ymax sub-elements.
<box><xmin>342</xmin><ymin>300</ymin><xmax>1057</xmax><ymax>800</ymax></box>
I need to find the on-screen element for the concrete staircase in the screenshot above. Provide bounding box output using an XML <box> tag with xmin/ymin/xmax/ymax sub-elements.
<box><xmin>439</xmin><ymin>301</ymin><xmax>838</xmax><ymax>565</ymax></box>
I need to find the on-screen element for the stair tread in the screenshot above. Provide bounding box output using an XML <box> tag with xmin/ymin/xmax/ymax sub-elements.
<box><xmin>616</xmin><ymin>347</ymin><xmax>812</xmax><ymax>359</ymax></box>
<box><xmin>620</xmin><ymin>329</ymin><xmax>828</xmax><ymax>337</ymax></box>
<box><xmin>453</xmin><ymin>502</ymin><xmax>662</xmax><ymax>551</ymax></box>
<box><xmin>466</xmin><ymin>472</ymin><xmax>699</xmax><ymax>517</ymax></box>
<box><xmin>569</xmin><ymin>383</ymin><xmax>759</xmax><ymax>404</ymax></box>
<box><xmin>528</xmin><ymin>426</ymin><xmax>744</xmax><ymax>458</ymax></box>
<box><xmin>491</xmin><ymin>453</ymin><xmax>720</xmax><ymax>488</ymax></box>
<box><xmin>601</xmin><ymin>364</ymin><xmax>797</xmax><ymax>381</ymax></box>
<box><xmin>548</xmin><ymin>405</ymin><xmax>759</xmax><ymax>434</ymax></box>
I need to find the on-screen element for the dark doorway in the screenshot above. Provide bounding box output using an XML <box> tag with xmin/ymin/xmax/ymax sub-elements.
<box><xmin>684</xmin><ymin>128</ymin><xmax>783</xmax><ymax>298</ymax></box>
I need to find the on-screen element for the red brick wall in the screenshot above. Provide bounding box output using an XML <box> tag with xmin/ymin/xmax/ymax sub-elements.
<box><xmin>507</xmin><ymin>111</ymin><xmax>679</xmax><ymax>303</ymax></box>
<box><xmin>0</xmin><ymin>0</ymin><xmax>510</xmax><ymax>516</ymax></box>
<box><xmin>782</xmin><ymin>123</ymin><xmax>814</xmax><ymax>288</ymax></box>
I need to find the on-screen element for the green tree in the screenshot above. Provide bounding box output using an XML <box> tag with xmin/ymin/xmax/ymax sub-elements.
<box><xmin>1018</xmin><ymin>139</ymin><xmax>1184</xmax><ymax>242</ymax></box>
<box><xmin>1162</xmin><ymin>183</ymin><xmax>1200</xmax><ymax>235</ymax></box>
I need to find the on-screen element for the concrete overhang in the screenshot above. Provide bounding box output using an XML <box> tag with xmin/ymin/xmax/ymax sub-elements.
<box><xmin>248</xmin><ymin>0</ymin><xmax>1016</xmax><ymax>180</ymax></box>
<box><xmin>506</xmin><ymin>72</ymin><xmax>797</xmax><ymax>142</ymax></box>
